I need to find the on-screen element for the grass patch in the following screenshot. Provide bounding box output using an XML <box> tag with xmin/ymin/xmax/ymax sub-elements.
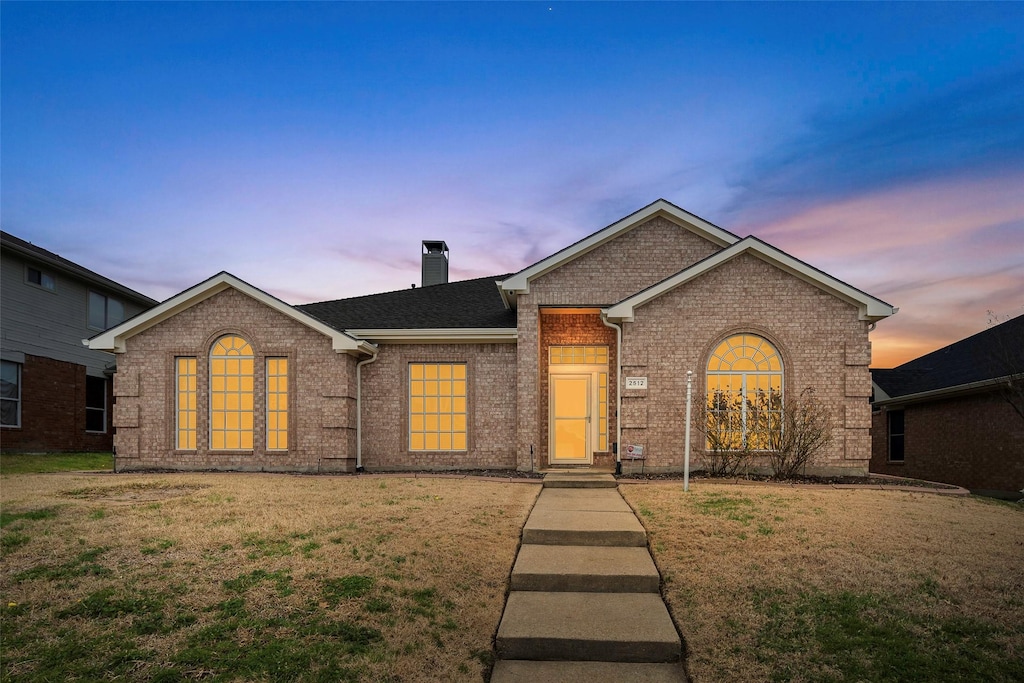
<box><xmin>1</xmin><ymin>472</ymin><xmax>539</xmax><ymax>681</ymax></box>
<box><xmin>753</xmin><ymin>589</ymin><xmax>1018</xmax><ymax>682</ymax></box>
<box><xmin>623</xmin><ymin>483</ymin><xmax>1024</xmax><ymax>682</ymax></box>
<box><xmin>0</xmin><ymin>452</ymin><xmax>113</xmax><ymax>474</ymax></box>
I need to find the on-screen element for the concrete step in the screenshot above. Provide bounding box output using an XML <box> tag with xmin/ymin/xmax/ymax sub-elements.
<box><xmin>491</xmin><ymin>660</ymin><xmax>686</xmax><ymax>683</ymax></box>
<box><xmin>543</xmin><ymin>472</ymin><xmax>618</xmax><ymax>488</ymax></box>
<box><xmin>522</xmin><ymin>509</ymin><xmax>647</xmax><ymax>547</ymax></box>
<box><xmin>533</xmin><ymin>488</ymin><xmax>632</xmax><ymax>513</ymax></box>
<box><xmin>511</xmin><ymin>544</ymin><xmax>660</xmax><ymax>593</ymax></box>
<box><xmin>496</xmin><ymin>591</ymin><xmax>681</xmax><ymax>663</ymax></box>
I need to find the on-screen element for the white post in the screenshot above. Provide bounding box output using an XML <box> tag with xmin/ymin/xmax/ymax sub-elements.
<box><xmin>684</xmin><ymin>370</ymin><xmax>693</xmax><ymax>492</ymax></box>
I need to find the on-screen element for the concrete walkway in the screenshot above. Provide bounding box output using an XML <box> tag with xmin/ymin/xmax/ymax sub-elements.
<box><xmin>493</xmin><ymin>472</ymin><xmax>686</xmax><ymax>682</ymax></box>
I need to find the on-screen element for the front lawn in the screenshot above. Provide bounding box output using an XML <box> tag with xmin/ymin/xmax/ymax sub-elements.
<box><xmin>1</xmin><ymin>472</ymin><xmax>539</xmax><ymax>682</ymax></box>
<box><xmin>622</xmin><ymin>483</ymin><xmax>1024</xmax><ymax>682</ymax></box>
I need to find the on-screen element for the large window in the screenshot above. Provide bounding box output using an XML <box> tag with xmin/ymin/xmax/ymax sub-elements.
<box><xmin>88</xmin><ymin>292</ymin><xmax>125</xmax><ymax>330</ymax></box>
<box><xmin>409</xmin><ymin>363</ymin><xmax>467</xmax><ymax>451</ymax></box>
<box><xmin>85</xmin><ymin>376</ymin><xmax>107</xmax><ymax>433</ymax></box>
<box><xmin>706</xmin><ymin>334</ymin><xmax>783</xmax><ymax>450</ymax></box>
<box><xmin>888</xmin><ymin>410</ymin><xmax>905</xmax><ymax>462</ymax></box>
<box><xmin>266</xmin><ymin>358</ymin><xmax>288</xmax><ymax>450</ymax></box>
<box><xmin>176</xmin><ymin>357</ymin><xmax>198</xmax><ymax>450</ymax></box>
<box><xmin>1</xmin><ymin>361</ymin><xmax>21</xmax><ymax>427</ymax></box>
<box><xmin>210</xmin><ymin>336</ymin><xmax>254</xmax><ymax>450</ymax></box>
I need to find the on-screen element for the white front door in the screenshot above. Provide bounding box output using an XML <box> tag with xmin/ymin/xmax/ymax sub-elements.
<box><xmin>551</xmin><ymin>374</ymin><xmax>592</xmax><ymax>463</ymax></box>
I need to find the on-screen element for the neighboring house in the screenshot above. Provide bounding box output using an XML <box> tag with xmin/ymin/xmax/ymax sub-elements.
<box><xmin>1</xmin><ymin>231</ymin><xmax>158</xmax><ymax>451</ymax></box>
<box><xmin>87</xmin><ymin>199</ymin><xmax>895</xmax><ymax>474</ymax></box>
<box><xmin>871</xmin><ymin>314</ymin><xmax>1024</xmax><ymax>497</ymax></box>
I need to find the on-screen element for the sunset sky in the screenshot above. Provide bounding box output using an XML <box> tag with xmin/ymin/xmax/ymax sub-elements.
<box><xmin>2</xmin><ymin>2</ymin><xmax>1021</xmax><ymax>368</ymax></box>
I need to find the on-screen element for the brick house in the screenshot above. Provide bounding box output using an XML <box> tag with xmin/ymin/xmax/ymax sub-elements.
<box><xmin>1</xmin><ymin>231</ymin><xmax>158</xmax><ymax>452</ymax></box>
<box><xmin>88</xmin><ymin>200</ymin><xmax>895</xmax><ymax>474</ymax></box>
<box><xmin>871</xmin><ymin>314</ymin><xmax>1024</xmax><ymax>497</ymax></box>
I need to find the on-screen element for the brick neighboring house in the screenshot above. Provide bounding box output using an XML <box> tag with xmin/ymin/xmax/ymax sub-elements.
<box><xmin>87</xmin><ymin>199</ymin><xmax>895</xmax><ymax>474</ymax></box>
<box><xmin>871</xmin><ymin>314</ymin><xmax>1024</xmax><ymax>497</ymax></box>
<box><xmin>1</xmin><ymin>231</ymin><xmax>158</xmax><ymax>451</ymax></box>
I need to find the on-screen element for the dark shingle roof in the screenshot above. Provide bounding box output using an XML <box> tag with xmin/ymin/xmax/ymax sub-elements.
<box><xmin>297</xmin><ymin>275</ymin><xmax>516</xmax><ymax>330</ymax></box>
<box><xmin>873</xmin><ymin>314</ymin><xmax>1024</xmax><ymax>399</ymax></box>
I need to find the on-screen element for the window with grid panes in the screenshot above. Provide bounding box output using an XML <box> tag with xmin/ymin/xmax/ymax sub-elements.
<box><xmin>409</xmin><ymin>363</ymin><xmax>467</xmax><ymax>451</ymax></box>
<box><xmin>706</xmin><ymin>334</ymin><xmax>783</xmax><ymax>450</ymax></box>
<box><xmin>210</xmin><ymin>336</ymin><xmax>254</xmax><ymax>450</ymax></box>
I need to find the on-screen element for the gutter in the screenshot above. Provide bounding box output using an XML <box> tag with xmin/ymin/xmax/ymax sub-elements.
<box><xmin>355</xmin><ymin>347</ymin><xmax>380</xmax><ymax>472</ymax></box>
<box><xmin>874</xmin><ymin>373</ymin><xmax>1022</xmax><ymax>407</ymax></box>
<box><xmin>600</xmin><ymin>312</ymin><xmax>623</xmax><ymax>474</ymax></box>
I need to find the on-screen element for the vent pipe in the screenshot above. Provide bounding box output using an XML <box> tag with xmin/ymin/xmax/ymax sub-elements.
<box><xmin>421</xmin><ymin>240</ymin><xmax>449</xmax><ymax>287</ymax></box>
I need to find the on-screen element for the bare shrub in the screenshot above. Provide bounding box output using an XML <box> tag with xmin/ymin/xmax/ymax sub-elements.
<box><xmin>767</xmin><ymin>387</ymin><xmax>834</xmax><ymax>479</ymax></box>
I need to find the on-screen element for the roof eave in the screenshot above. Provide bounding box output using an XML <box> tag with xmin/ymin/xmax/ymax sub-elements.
<box><xmin>604</xmin><ymin>237</ymin><xmax>896</xmax><ymax>323</ymax></box>
<box><xmin>88</xmin><ymin>272</ymin><xmax>372</xmax><ymax>355</ymax></box>
<box><xmin>346</xmin><ymin>328</ymin><xmax>518</xmax><ymax>344</ymax></box>
<box><xmin>873</xmin><ymin>374</ymin><xmax>1022</xmax><ymax>407</ymax></box>
<box><xmin>500</xmin><ymin>199</ymin><xmax>739</xmax><ymax>296</ymax></box>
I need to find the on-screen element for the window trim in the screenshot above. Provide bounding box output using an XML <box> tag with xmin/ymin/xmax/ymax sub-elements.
<box><xmin>25</xmin><ymin>265</ymin><xmax>56</xmax><ymax>292</ymax></box>
<box><xmin>1</xmin><ymin>360</ymin><xmax>22</xmax><ymax>428</ymax></box>
<box><xmin>85</xmin><ymin>375</ymin><xmax>107</xmax><ymax>434</ymax></box>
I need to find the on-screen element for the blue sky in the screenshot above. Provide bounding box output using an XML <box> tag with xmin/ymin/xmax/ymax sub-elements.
<box><xmin>2</xmin><ymin>2</ymin><xmax>1022</xmax><ymax>367</ymax></box>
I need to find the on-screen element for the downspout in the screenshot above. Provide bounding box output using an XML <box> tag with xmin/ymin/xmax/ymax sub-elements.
<box><xmin>600</xmin><ymin>312</ymin><xmax>623</xmax><ymax>475</ymax></box>
<box><xmin>355</xmin><ymin>347</ymin><xmax>380</xmax><ymax>472</ymax></box>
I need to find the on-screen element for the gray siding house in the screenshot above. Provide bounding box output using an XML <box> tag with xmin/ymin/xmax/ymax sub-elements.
<box><xmin>1</xmin><ymin>231</ymin><xmax>157</xmax><ymax>451</ymax></box>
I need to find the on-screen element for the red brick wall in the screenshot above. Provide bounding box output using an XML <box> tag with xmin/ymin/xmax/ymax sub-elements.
<box><xmin>0</xmin><ymin>354</ymin><xmax>113</xmax><ymax>452</ymax></box>
<box><xmin>870</xmin><ymin>392</ymin><xmax>1024</xmax><ymax>492</ymax></box>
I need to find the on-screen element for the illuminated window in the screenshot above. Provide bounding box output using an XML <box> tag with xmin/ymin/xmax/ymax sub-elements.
<box><xmin>706</xmin><ymin>334</ymin><xmax>783</xmax><ymax>450</ymax></box>
<box><xmin>176</xmin><ymin>357</ymin><xmax>197</xmax><ymax>450</ymax></box>
<box><xmin>210</xmin><ymin>336</ymin><xmax>254</xmax><ymax>450</ymax></box>
<box><xmin>266</xmin><ymin>358</ymin><xmax>288</xmax><ymax>450</ymax></box>
<box><xmin>409</xmin><ymin>363</ymin><xmax>466</xmax><ymax>451</ymax></box>
<box><xmin>549</xmin><ymin>345</ymin><xmax>608</xmax><ymax>365</ymax></box>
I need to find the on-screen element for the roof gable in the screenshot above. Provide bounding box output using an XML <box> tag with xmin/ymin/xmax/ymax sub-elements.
<box><xmin>604</xmin><ymin>236</ymin><xmax>896</xmax><ymax>323</ymax></box>
<box><xmin>87</xmin><ymin>272</ymin><xmax>374</xmax><ymax>355</ymax></box>
<box><xmin>499</xmin><ymin>199</ymin><xmax>739</xmax><ymax>297</ymax></box>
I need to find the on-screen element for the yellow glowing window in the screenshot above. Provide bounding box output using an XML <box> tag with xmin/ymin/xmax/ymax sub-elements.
<box><xmin>410</xmin><ymin>363</ymin><xmax>466</xmax><ymax>451</ymax></box>
<box><xmin>210</xmin><ymin>335</ymin><xmax>254</xmax><ymax>451</ymax></box>
<box><xmin>549</xmin><ymin>345</ymin><xmax>608</xmax><ymax>365</ymax></box>
<box><xmin>266</xmin><ymin>358</ymin><xmax>288</xmax><ymax>451</ymax></box>
<box><xmin>176</xmin><ymin>357</ymin><xmax>197</xmax><ymax>450</ymax></box>
<box><xmin>706</xmin><ymin>334</ymin><xmax>783</xmax><ymax>450</ymax></box>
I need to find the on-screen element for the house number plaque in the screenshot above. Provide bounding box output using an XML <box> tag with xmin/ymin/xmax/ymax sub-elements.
<box><xmin>625</xmin><ymin>377</ymin><xmax>648</xmax><ymax>390</ymax></box>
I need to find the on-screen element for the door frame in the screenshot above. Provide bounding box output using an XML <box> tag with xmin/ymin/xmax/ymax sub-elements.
<box><xmin>549</xmin><ymin>366</ymin><xmax>605</xmax><ymax>465</ymax></box>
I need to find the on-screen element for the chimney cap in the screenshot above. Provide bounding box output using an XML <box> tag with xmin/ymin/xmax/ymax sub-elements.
<box><xmin>422</xmin><ymin>240</ymin><xmax>449</xmax><ymax>254</ymax></box>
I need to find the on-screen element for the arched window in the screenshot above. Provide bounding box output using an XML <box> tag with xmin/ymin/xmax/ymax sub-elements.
<box><xmin>210</xmin><ymin>335</ymin><xmax>254</xmax><ymax>450</ymax></box>
<box><xmin>706</xmin><ymin>333</ymin><xmax>783</xmax><ymax>450</ymax></box>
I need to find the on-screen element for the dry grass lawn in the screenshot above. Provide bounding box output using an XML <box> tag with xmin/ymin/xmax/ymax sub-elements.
<box><xmin>621</xmin><ymin>482</ymin><xmax>1024</xmax><ymax>682</ymax></box>
<box><xmin>1</xmin><ymin>472</ymin><xmax>540</xmax><ymax>682</ymax></box>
